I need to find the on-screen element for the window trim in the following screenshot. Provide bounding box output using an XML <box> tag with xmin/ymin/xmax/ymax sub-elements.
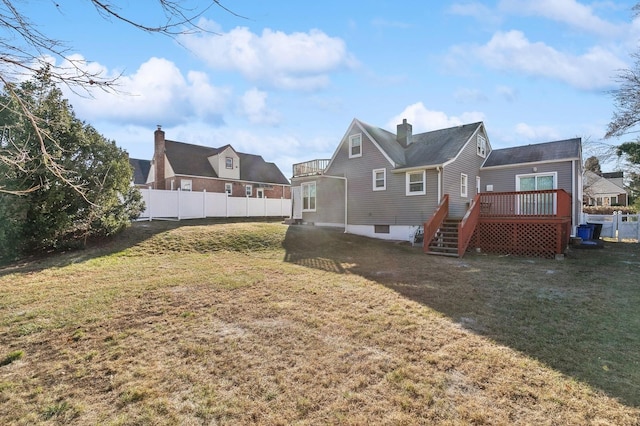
<box><xmin>224</xmin><ymin>183</ymin><xmax>232</xmax><ymax>195</ymax></box>
<box><xmin>225</xmin><ymin>157</ymin><xmax>234</xmax><ymax>169</ymax></box>
<box><xmin>460</xmin><ymin>173</ymin><xmax>468</xmax><ymax>198</ymax></box>
<box><xmin>477</xmin><ymin>134</ymin><xmax>487</xmax><ymax>158</ymax></box>
<box><xmin>256</xmin><ymin>188</ymin><xmax>265</xmax><ymax>199</ymax></box>
<box><xmin>349</xmin><ymin>133</ymin><xmax>362</xmax><ymax>158</ymax></box>
<box><xmin>245</xmin><ymin>184</ymin><xmax>252</xmax><ymax>197</ymax></box>
<box><xmin>372</xmin><ymin>168</ymin><xmax>386</xmax><ymax>191</ymax></box>
<box><xmin>301</xmin><ymin>181</ymin><xmax>317</xmax><ymax>212</ymax></box>
<box><xmin>406</xmin><ymin>170</ymin><xmax>426</xmax><ymax>196</ymax></box>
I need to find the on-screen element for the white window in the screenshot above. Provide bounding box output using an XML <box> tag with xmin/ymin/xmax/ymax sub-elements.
<box><xmin>373</xmin><ymin>168</ymin><xmax>386</xmax><ymax>191</ymax></box>
<box><xmin>461</xmin><ymin>174</ymin><xmax>468</xmax><ymax>198</ymax></box>
<box><xmin>476</xmin><ymin>176</ymin><xmax>481</xmax><ymax>194</ymax></box>
<box><xmin>181</xmin><ymin>179</ymin><xmax>192</xmax><ymax>191</ymax></box>
<box><xmin>245</xmin><ymin>185</ymin><xmax>252</xmax><ymax>197</ymax></box>
<box><xmin>302</xmin><ymin>182</ymin><xmax>316</xmax><ymax>211</ymax></box>
<box><xmin>406</xmin><ymin>171</ymin><xmax>426</xmax><ymax>196</ymax></box>
<box><xmin>477</xmin><ymin>134</ymin><xmax>487</xmax><ymax>158</ymax></box>
<box><xmin>225</xmin><ymin>183</ymin><xmax>232</xmax><ymax>195</ymax></box>
<box><xmin>257</xmin><ymin>188</ymin><xmax>265</xmax><ymax>198</ymax></box>
<box><xmin>349</xmin><ymin>134</ymin><xmax>362</xmax><ymax>158</ymax></box>
<box><xmin>225</xmin><ymin>157</ymin><xmax>233</xmax><ymax>169</ymax></box>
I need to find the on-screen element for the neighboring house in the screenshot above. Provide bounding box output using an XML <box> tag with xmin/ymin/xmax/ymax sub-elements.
<box><xmin>129</xmin><ymin>158</ymin><xmax>151</xmax><ymax>187</ymax></box>
<box><xmin>583</xmin><ymin>170</ymin><xmax>628</xmax><ymax>206</ymax></box>
<box><xmin>291</xmin><ymin>118</ymin><xmax>582</xmax><ymax>258</ymax></box>
<box><xmin>138</xmin><ymin>126</ymin><xmax>290</xmax><ymax>199</ymax></box>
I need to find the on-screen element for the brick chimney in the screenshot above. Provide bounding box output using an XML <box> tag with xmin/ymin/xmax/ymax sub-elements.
<box><xmin>397</xmin><ymin>118</ymin><xmax>412</xmax><ymax>147</ymax></box>
<box><xmin>154</xmin><ymin>125</ymin><xmax>166</xmax><ymax>189</ymax></box>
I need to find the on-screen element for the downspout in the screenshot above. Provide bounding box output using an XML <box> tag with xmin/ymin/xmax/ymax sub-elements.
<box><xmin>437</xmin><ymin>166</ymin><xmax>442</xmax><ymax>202</ymax></box>
<box><xmin>321</xmin><ymin>175</ymin><xmax>348</xmax><ymax>232</ymax></box>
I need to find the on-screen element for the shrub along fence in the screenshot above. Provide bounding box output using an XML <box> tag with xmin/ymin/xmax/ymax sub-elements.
<box><xmin>137</xmin><ymin>188</ymin><xmax>292</xmax><ymax>221</ymax></box>
<box><xmin>581</xmin><ymin>212</ymin><xmax>640</xmax><ymax>242</ymax></box>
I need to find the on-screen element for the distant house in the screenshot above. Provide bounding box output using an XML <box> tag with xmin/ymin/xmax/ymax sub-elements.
<box><xmin>133</xmin><ymin>126</ymin><xmax>290</xmax><ymax>200</ymax></box>
<box><xmin>583</xmin><ymin>170</ymin><xmax>628</xmax><ymax>206</ymax></box>
<box><xmin>129</xmin><ymin>158</ymin><xmax>151</xmax><ymax>187</ymax></box>
<box><xmin>291</xmin><ymin>118</ymin><xmax>582</xmax><ymax>258</ymax></box>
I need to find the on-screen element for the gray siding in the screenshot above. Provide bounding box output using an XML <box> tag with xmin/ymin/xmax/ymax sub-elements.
<box><xmin>326</xmin><ymin>128</ymin><xmax>439</xmax><ymax>226</ymax></box>
<box><xmin>291</xmin><ymin>175</ymin><xmax>345</xmax><ymax>225</ymax></box>
<box><xmin>442</xmin><ymin>128</ymin><xmax>487</xmax><ymax>218</ymax></box>
<box><xmin>479</xmin><ymin>161</ymin><xmax>574</xmax><ymax>193</ymax></box>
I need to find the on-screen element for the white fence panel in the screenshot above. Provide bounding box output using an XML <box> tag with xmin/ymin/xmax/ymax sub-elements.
<box><xmin>178</xmin><ymin>190</ymin><xmax>204</xmax><ymax>219</ymax></box>
<box><xmin>205</xmin><ymin>192</ymin><xmax>228</xmax><ymax>217</ymax></box>
<box><xmin>227</xmin><ymin>197</ymin><xmax>250</xmax><ymax>217</ymax></box>
<box><xmin>582</xmin><ymin>212</ymin><xmax>639</xmax><ymax>242</ymax></box>
<box><xmin>619</xmin><ymin>214</ymin><xmax>640</xmax><ymax>241</ymax></box>
<box><xmin>137</xmin><ymin>188</ymin><xmax>291</xmax><ymax>220</ymax></box>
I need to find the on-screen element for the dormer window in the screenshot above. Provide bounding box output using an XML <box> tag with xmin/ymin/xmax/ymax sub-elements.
<box><xmin>477</xmin><ymin>135</ymin><xmax>487</xmax><ymax>158</ymax></box>
<box><xmin>225</xmin><ymin>157</ymin><xmax>234</xmax><ymax>169</ymax></box>
<box><xmin>349</xmin><ymin>134</ymin><xmax>362</xmax><ymax>158</ymax></box>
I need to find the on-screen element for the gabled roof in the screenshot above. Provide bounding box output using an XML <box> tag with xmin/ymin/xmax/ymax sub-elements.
<box><xmin>352</xmin><ymin>119</ymin><xmax>484</xmax><ymax>169</ymax></box>
<box><xmin>584</xmin><ymin>170</ymin><xmax>626</xmax><ymax>194</ymax></box>
<box><xmin>483</xmin><ymin>138</ymin><xmax>581</xmax><ymax>168</ymax></box>
<box><xmin>404</xmin><ymin>122</ymin><xmax>483</xmax><ymax>168</ymax></box>
<box><xmin>129</xmin><ymin>158</ymin><xmax>151</xmax><ymax>185</ymax></box>
<box><xmin>164</xmin><ymin>139</ymin><xmax>289</xmax><ymax>185</ymax></box>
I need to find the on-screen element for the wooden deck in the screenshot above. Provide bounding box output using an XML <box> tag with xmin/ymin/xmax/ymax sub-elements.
<box><xmin>424</xmin><ymin>190</ymin><xmax>572</xmax><ymax>258</ymax></box>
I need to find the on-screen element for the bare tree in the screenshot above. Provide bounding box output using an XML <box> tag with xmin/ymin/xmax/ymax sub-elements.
<box><xmin>0</xmin><ymin>0</ymin><xmax>241</xmax><ymax>194</ymax></box>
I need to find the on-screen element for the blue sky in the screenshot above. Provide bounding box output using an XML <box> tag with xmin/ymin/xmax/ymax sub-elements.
<box><xmin>20</xmin><ymin>1</ymin><xmax>640</xmax><ymax>177</ymax></box>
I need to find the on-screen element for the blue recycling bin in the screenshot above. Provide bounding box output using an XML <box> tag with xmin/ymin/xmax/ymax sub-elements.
<box><xmin>577</xmin><ymin>224</ymin><xmax>593</xmax><ymax>240</ymax></box>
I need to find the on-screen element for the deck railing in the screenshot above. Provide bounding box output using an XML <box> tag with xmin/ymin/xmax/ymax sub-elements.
<box><xmin>479</xmin><ymin>189</ymin><xmax>571</xmax><ymax>218</ymax></box>
<box><xmin>458</xmin><ymin>194</ymin><xmax>481</xmax><ymax>257</ymax></box>
<box><xmin>292</xmin><ymin>159</ymin><xmax>330</xmax><ymax>177</ymax></box>
<box><xmin>423</xmin><ymin>194</ymin><xmax>449</xmax><ymax>253</ymax></box>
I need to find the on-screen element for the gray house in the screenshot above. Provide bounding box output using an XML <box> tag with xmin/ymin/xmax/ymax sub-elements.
<box><xmin>291</xmin><ymin>118</ymin><xmax>491</xmax><ymax>241</ymax></box>
<box><xmin>291</xmin><ymin>118</ymin><xmax>583</xmax><ymax>258</ymax></box>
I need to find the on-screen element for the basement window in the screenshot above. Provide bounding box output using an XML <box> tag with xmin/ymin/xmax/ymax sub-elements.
<box><xmin>374</xmin><ymin>225</ymin><xmax>390</xmax><ymax>234</ymax></box>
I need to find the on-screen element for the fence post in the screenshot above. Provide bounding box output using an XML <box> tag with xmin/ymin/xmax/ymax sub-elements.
<box><xmin>178</xmin><ymin>188</ymin><xmax>182</xmax><ymax>221</ymax></box>
<box><xmin>202</xmin><ymin>189</ymin><xmax>207</xmax><ymax>219</ymax></box>
<box><xmin>147</xmin><ymin>187</ymin><xmax>152</xmax><ymax>221</ymax></box>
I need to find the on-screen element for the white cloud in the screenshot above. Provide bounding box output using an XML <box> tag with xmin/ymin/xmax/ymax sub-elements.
<box><xmin>238</xmin><ymin>88</ymin><xmax>280</xmax><ymax>125</ymax></box>
<box><xmin>514</xmin><ymin>122</ymin><xmax>560</xmax><ymax>141</ymax></box>
<box><xmin>179</xmin><ymin>20</ymin><xmax>357</xmax><ymax>90</ymax></box>
<box><xmin>59</xmin><ymin>55</ymin><xmax>231</xmax><ymax>126</ymax></box>
<box><xmin>387</xmin><ymin>102</ymin><xmax>486</xmax><ymax>132</ymax></box>
<box><xmin>448</xmin><ymin>2</ymin><xmax>503</xmax><ymax>25</ymax></box>
<box><xmin>498</xmin><ymin>0</ymin><xmax>623</xmax><ymax>37</ymax></box>
<box><xmin>465</xmin><ymin>30</ymin><xmax>626</xmax><ymax>90</ymax></box>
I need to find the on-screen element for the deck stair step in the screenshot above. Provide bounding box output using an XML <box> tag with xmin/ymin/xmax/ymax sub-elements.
<box><xmin>427</xmin><ymin>218</ymin><xmax>460</xmax><ymax>257</ymax></box>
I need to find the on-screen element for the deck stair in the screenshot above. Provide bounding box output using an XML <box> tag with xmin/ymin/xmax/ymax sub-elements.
<box><xmin>427</xmin><ymin>218</ymin><xmax>460</xmax><ymax>257</ymax></box>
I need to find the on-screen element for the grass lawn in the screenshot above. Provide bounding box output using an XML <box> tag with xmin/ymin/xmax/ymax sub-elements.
<box><xmin>0</xmin><ymin>219</ymin><xmax>639</xmax><ymax>425</ymax></box>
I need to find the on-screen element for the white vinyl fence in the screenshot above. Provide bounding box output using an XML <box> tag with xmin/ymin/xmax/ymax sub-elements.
<box><xmin>581</xmin><ymin>212</ymin><xmax>640</xmax><ymax>242</ymax></box>
<box><xmin>137</xmin><ymin>188</ymin><xmax>292</xmax><ymax>221</ymax></box>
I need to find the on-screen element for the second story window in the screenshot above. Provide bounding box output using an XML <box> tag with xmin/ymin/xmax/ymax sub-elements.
<box><xmin>349</xmin><ymin>134</ymin><xmax>362</xmax><ymax>158</ymax></box>
<box><xmin>477</xmin><ymin>135</ymin><xmax>487</xmax><ymax>158</ymax></box>
<box><xmin>226</xmin><ymin>157</ymin><xmax>234</xmax><ymax>169</ymax></box>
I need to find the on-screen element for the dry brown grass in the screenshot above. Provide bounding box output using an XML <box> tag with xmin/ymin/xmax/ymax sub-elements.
<box><xmin>0</xmin><ymin>220</ymin><xmax>639</xmax><ymax>425</ymax></box>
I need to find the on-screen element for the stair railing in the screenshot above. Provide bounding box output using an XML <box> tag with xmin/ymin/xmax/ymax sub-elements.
<box><xmin>457</xmin><ymin>194</ymin><xmax>481</xmax><ymax>257</ymax></box>
<box><xmin>423</xmin><ymin>194</ymin><xmax>449</xmax><ymax>253</ymax></box>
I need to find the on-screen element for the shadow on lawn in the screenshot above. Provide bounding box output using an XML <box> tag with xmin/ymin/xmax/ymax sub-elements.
<box><xmin>282</xmin><ymin>225</ymin><xmax>640</xmax><ymax>408</ymax></box>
